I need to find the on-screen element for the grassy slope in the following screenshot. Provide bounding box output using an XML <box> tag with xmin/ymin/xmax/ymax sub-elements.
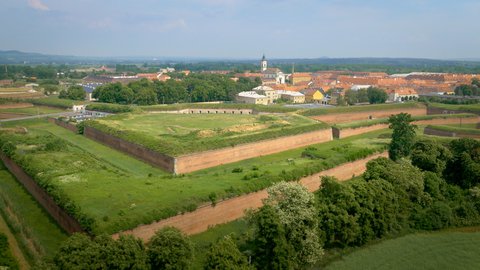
<box><xmin>426</xmin><ymin>124</ymin><xmax>480</xmax><ymax>135</ymax></box>
<box><xmin>325</xmin><ymin>230</ymin><xmax>480</xmax><ymax>270</ymax></box>
<box><xmin>0</xmin><ymin>161</ymin><xmax>67</xmax><ymax>261</ymax></box>
<box><xmin>335</xmin><ymin>113</ymin><xmax>478</xmax><ymax>129</ymax></box>
<box><xmin>0</xmin><ymin>106</ymin><xmax>65</xmax><ymax>115</ymax></box>
<box><xmin>1</xmin><ymin>119</ymin><xmax>390</xmax><ymax>234</ymax></box>
<box><xmin>429</xmin><ymin>102</ymin><xmax>480</xmax><ymax>113</ymax></box>
<box><xmin>300</xmin><ymin>102</ymin><xmax>423</xmax><ymax>116</ymax></box>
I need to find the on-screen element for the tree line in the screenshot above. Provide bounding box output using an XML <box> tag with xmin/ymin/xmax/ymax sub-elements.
<box><xmin>92</xmin><ymin>74</ymin><xmax>261</xmax><ymax>105</ymax></box>
<box><xmin>454</xmin><ymin>78</ymin><xmax>480</xmax><ymax>96</ymax></box>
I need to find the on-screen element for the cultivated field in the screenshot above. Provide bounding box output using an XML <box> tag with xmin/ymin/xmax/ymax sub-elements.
<box><xmin>325</xmin><ymin>229</ymin><xmax>480</xmax><ymax>270</ymax></box>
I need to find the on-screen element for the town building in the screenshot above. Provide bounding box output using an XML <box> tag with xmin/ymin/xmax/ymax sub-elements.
<box><xmin>260</xmin><ymin>55</ymin><xmax>287</xmax><ymax>85</ymax></box>
<box><xmin>276</xmin><ymin>90</ymin><xmax>305</xmax><ymax>103</ymax></box>
<box><xmin>236</xmin><ymin>91</ymin><xmax>268</xmax><ymax>105</ymax></box>
<box><xmin>301</xmin><ymin>88</ymin><xmax>326</xmax><ymax>103</ymax></box>
<box><xmin>253</xmin><ymin>85</ymin><xmax>279</xmax><ymax>104</ymax></box>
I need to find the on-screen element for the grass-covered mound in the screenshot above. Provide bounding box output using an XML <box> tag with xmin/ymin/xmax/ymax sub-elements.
<box><xmin>86</xmin><ymin>112</ymin><xmax>329</xmax><ymax>156</ymax></box>
<box><xmin>334</xmin><ymin>113</ymin><xmax>478</xmax><ymax>129</ymax></box>
<box><xmin>429</xmin><ymin>102</ymin><xmax>480</xmax><ymax>114</ymax></box>
<box><xmin>426</xmin><ymin>124</ymin><xmax>480</xmax><ymax>135</ymax></box>
<box><xmin>300</xmin><ymin>102</ymin><xmax>423</xmax><ymax>116</ymax></box>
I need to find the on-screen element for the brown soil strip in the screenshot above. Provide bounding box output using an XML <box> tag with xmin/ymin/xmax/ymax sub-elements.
<box><xmin>0</xmin><ymin>103</ymin><xmax>33</xmax><ymax>109</ymax></box>
<box><xmin>113</xmin><ymin>151</ymin><xmax>388</xmax><ymax>242</ymax></box>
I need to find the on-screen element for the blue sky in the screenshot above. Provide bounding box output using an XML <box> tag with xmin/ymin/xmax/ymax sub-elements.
<box><xmin>1</xmin><ymin>0</ymin><xmax>479</xmax><ymax>59</ymax></box>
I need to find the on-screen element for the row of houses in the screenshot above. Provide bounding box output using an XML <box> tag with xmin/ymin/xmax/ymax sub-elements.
<box><xmin>236</xmin><ymin>86</ymin><xmax>328</xmax><ymax>105</ymax></box>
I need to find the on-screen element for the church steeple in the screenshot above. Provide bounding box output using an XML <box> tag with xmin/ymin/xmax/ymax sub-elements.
<box><xmin>261</xmin><ymin>54</ymin><xmax>268</xmax><ymax>72</ymax></box>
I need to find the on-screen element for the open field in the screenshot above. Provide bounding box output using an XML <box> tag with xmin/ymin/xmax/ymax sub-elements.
<box><xmin>88</xmin><ymin>112</ymin><xmax>328</xmax><ymax>156</ymax></box>
<box><xmin>1</xmin><ymin>119</ymin><xmax>389</xmax><ymax>234</ymax></box>
<box><xmin>0</xmin><ymin>160</ymin><xmax>67</xmax><ymax>262</ymax></box>
<box><xmin>325</xmin><ymin>229</ymin><xmax>480</xmax><ymax>270</ymax></box>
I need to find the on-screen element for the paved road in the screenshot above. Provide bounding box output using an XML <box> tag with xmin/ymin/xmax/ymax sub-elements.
<box><xmin>0</xmin><ymin>111</ymin><xmax>75</xmax><ymax>122</ymax></box>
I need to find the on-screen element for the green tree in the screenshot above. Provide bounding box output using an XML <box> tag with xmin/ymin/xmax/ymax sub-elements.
<box><xmin>388</xmin><ymin>113</ymin><xmax>417</xmax><ymax>161</ymax></box>
<box><xmin>367</xmin><ymin>87</ymin><xmax>388</xmax><ymax>104</ymax></box>
<box><xmin>204</xmin><ymin>235</ymin><xmax>250</xmax><ymax>270</ymax></box>
<box><xmin>59</xmin><ymin>85</ymin><xmax>86</xmax><ymax>100</ymax></box>
<box><xmin>445</xmin><ymin>138</ymin><xmax>480</xmax><ymax>188</ymax></box>
<box><xmin>262</xmin><ymin>182</ymin><xmax>323</xmax><ymax>267</ymax></box>
<box><xmin>147</xmin><ymin>227</ymin><xmax>193</xmax><ymax>270</ymax></box>
<box><xmin>43</xmin><ymin>84</ymin><xmax>59</xmax><ymax>95</ymax></box>
<box><xmin>411</xmin><ymin>138</ymin><xmax>452</xmax><ymax>175</ymax></box>
<box><xmin>250</xmin><ymin>205</ymin><xmax>294</xmax><ymax>270</ymax></box>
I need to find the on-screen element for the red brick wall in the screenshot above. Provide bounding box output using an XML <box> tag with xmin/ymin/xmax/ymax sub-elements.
<box><xmin>175</xmin><ymin>129</ymin><xmax>333</xmax><ymax>174</ymax></box>
<box><xmin>84</xmin><ymin>126</ymin><xmax>176</xmax><ymax>172</ymax></box>
<box><xmin>113</xmin><ymin>152</ymin><xmax>388</xmax><ymax>241</ymax></box>
<box><xmin>312</xmin><ymin>107</ymin><xmax>427</xmax><ymax>124</ymax></box>
<box><xmin>48</xmin><ymin>118</ymin><xmax>77</xmax><ymax>133</ymax></box>
<box><xmin>0</xmin><ymin>154</ymin><xmax>84</xmax><ymax>234</ymax></box>
<box><xmin>334</xmin><ymin>116</ymin><xmax>479</xmax><ymax>139</ymax></box>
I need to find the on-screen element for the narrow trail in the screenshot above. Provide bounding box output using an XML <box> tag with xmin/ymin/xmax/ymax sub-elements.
<box><xmin>113</xmin><ymin>151</ymin><xmax>388</xmax><ymax>242</ymax></box>
<box><xmin>0</xmin><ymin>214</ymin><xmax>30</xmax><ymax>270</ymax></box>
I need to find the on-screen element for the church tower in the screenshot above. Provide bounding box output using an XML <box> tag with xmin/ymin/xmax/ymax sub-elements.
<box><xmin>261</xmin><ymin>54</ymin><xmax>268</xmax><ymax>72</ymax></box>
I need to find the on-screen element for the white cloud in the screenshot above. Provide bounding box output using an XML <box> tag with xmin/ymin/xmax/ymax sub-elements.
<box><xmin>28</xmin><ymin>0</ymin><xmax>49</xmax><ymax>11</ymax></box>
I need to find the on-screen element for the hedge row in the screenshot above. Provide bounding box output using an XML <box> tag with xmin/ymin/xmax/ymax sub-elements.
<box><xmin>428</xmin><ymin>102</ymin><xmax>480</xmax><ymax>114</ymax></box>
<box><xmin>84</xmin><ymin>120</ymin><xmax>330</xmax><ymax>156</ymax></box>
<box><xmin>86</xmin><ymin>103</ymin><xmax>136</xmax><ymax>113</ymax></box>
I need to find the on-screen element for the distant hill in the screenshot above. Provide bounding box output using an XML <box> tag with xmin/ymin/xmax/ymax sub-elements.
<box><xmin>1</xmin><ymin>50</ymin><xmax>480</xmax><ymax>72</ymax></box>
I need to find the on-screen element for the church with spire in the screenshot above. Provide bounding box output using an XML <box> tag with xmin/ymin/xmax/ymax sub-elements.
<box><xmin>259</xmin><ymin>54</ymin><xmax>287</xmax><ymax>85</ymax></box>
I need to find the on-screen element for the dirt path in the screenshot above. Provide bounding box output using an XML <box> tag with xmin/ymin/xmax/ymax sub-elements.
<box><xmin>0</xmin><ymin>103</ymin><xmax>33</xmax><ymax>109</ymax></box>
<box><xmin>114</xmin><ymin>151</ymin><xmax>388</xmax><ymax>241</ymax></box>
<box><xmin>0</xmin><ymin>214</ymin><xmax>30</xmax><ymax>270</ymax></box>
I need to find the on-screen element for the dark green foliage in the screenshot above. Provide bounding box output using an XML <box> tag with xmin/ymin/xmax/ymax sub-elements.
<box><xmin>86</xmin><ymin>103</ymin><xmax>134</xmax><ymax>113</ymax></box>
<box><xmin>444</xmin><ymin>138</ymin><xmax>480</xmax><ymax>188</ymax></box>
<box><xmin>231</xmin><ymin>167</ymin><xmax>243</xmax><ymax>173</ymax></box>
<box><xmin>0</xmin><ymin>233</ymin><xmax>19</xmax><ymax>270</ymax></box>
<box><xmin>388</xmin><ymin>113</ymin><xmax>417</xmax><ymax>161</ymax></box>
<box><xmin>76</xmin><ymin>121</ymin><xmax>85</xmax><ymax>134</ymax></box>
<box><xmin>367</xmin><ymin>87</ymin><xmax>388</xmax><ymax>104</ymax></box>
<box><xmin>203</xmin><ymin>235</ymin><xmax>250</xmax><ymax>270</ymax></box>
<box><xmin>53</xmin><ymin>234</ymin><xmax>148</xmax><ymax>270</ymax></box>
<box><xmin>454</xmin><ymin>84</ymin><xmax>480</xmax><ymax>96</ymax></box>
<box><xmin>412</xmin><ymin>201</ymin><xmax>453</xmax><ymax>230</ymax></box>
<box><xmin>301</xmin><ymin>146</ymin><xmax>328</xmax><ymax>159</ymax></box>
<box><xmin>1</xmin><ymin>141</ymin><xmax>16</xmax><ymax>157</ymax></box>
<box><xmin>147</xmin><ymin>227</ymin><xmax>194</xmax><ymax>270</ymax></box>
<box><xmin>249</xmin><ymin>205</ymin><xmax>295</xmax><ymax>270</ymax></box>
<box><xmin>59</xmin><ymin>85</ymin><xmax>86</xmax><ymax>100</ymax></box>
<box><xmin>411</xmin><ymin>139</ymin><xmax>452</xmax><ymax>175</ymax></box>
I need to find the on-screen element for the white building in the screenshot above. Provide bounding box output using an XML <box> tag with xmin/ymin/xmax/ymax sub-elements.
<box><xmin>236</xmin><ymin>91</ymin><xmax>268</xmax><ymax>105</ymax></box>
<box><xmin>351</xmin><ymin>85</ymin><xmax>371</xmax><ymax>91</ymax></box>
<box><xmin>260</xmin><ymin>55</ymin><xmax>287</xmax><ymax>85</ymax></box>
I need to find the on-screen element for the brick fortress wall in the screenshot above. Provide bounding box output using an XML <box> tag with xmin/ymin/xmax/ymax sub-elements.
<box><xmin>0</xmin><ymin>153</ymin><xmax>84</xmax><ymax>234</ymax></box>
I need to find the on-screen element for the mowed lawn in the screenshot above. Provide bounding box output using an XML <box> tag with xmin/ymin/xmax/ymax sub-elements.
<box><xmin>1</xmin><ymin>119</ymin><xmax>390</xmax><ymax>234</ymax></box>
<box><xmin>325</xmin><ymin>230</ymin><xmax>480</xmax><ymax>270</ymax></box>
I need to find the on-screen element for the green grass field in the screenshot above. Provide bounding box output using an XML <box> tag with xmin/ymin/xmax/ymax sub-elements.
<box><xmin>0</xmin><ymin>161</ymin><xmax>67</xmax><ymax>262</ymax></box>
<box><xmin>25</xmin><ymin>96</ymin><xmax>87</xmax><ymax>108</ymax></box>
<box><xmin>325</xmin><ymin>230</ymin><xmax>480</xmax><ymax>270</ymax></box>
<box><xmin>1</xmin><ymin>119</ymin><xmax>389</xmax><ymax>234</ymax></box>
<box><xmin>89</xmin><ymin>112</ymin><xmax>328</xmax><ymax>156</ymax></box>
